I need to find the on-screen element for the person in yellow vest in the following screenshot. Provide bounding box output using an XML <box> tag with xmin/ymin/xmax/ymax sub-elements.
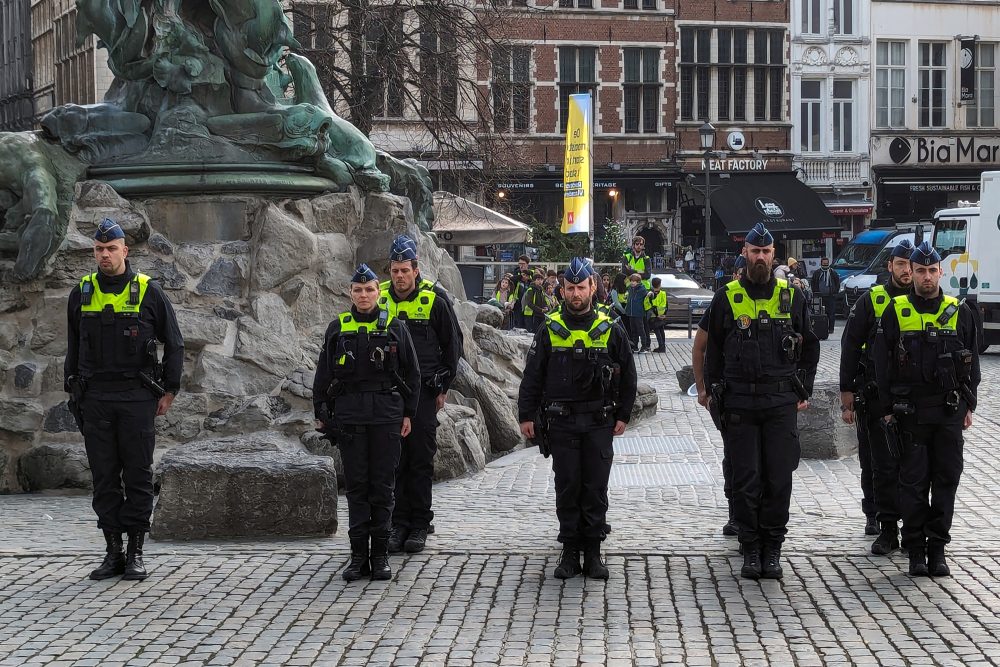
<box><xmin>521</xmin><ymin>270</ymin><xmax>549</xmax><ymax>332</ymax></box>
<box><xmin>703</xmin><ymin>223</ymin><xmax>820</xmax><ymax>580</ymax></box>
<box><xmin>64</xmin><ymin>218</ymin><xmax>184</xmax><ymax>582</ymax></box>
<box><xmin>313</xmin><ymin>264</ymin><xmax>421</xmax><ymax>582</ymax></box>
<box><xmin>621</xmin><ymin>235</ymin><xmax>651</xmax><ymax>289</ymax></box>
<box><xmin>875</xmin><ymin>241</ymin><xmax>980</xmax><ymax>577</ymax></box>
<box><xmin>643</xmin><ymin>276</ymin><xmax>668</xmax><ymax>353</ymax></box>
<box><xmin>517</xmin><ymin>258</ymin><xmax>638</xmax><ymax>580</ymax></box>
<box><xmin>839</xmin><ymin>239</ymin><xmax>914</xmax><ymax>552</ymax></box>
<box><xmin>380</xmin><ymin>235</ymin><xmax>463</xmax><ymax>554</ymax></box>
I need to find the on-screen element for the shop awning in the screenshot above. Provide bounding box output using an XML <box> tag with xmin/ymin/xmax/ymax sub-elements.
<box><xmin>711</xmin><ymin>174</ymin><xmax>839</xmax><ymax>240</ymax></box>
<box><xmin>821</xmin><ymin>197</ymin><xmax>874</xmax><ymax>216</ymax></box>
<box><xmin>431</xmin><ymin>191</ymin><xmax>531</xmax><ymax>245</ymax></box>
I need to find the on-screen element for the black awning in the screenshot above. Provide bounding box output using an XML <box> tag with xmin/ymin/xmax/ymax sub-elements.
<box><xmin>711</xmin><ymin>174</ymin><xmax>838</xmax><ymax>240</ymax></box>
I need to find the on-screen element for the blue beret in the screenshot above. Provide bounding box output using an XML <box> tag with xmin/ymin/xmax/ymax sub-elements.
<box><xmin>910</xmin><ymin>241</ymin><xmax>941</xmax><ymax>266</ymax></box>
<box><xmin>745</xmin><ymin>222</ymin><xmax>774</xmax><ymax>247</ymax></box>
<box><xmin>94</xmin><ymin>218</ymin><xmax>125</xmax><ymax>243</ymax></box>
<box><xmin>734</xmin><ymin>255</ymin><xmax>747</xmax><ymax>270</ymax></box>
<box><xmin>564</xmin><ymin>257</ymin><xmax>593</xmax><ymax>284</ymax></box>
<box><xmin>351</xmin><ymin>263</ymin><xmax>378</xmax><ymax>283</ymax></box>
<box><xmin>890</xmin><ymin>238</ymin><xmax>915</xmax><ymax>259</ymax></box>
<box><xmin>389</xmin><ymin>234</ymin><xmax>419</xmax><ymax>262</ymax></box>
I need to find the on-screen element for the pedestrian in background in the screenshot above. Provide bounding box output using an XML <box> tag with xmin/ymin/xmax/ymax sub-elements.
<box><xmin>810</xmin><ymin>257</ymin><xmax>841</xmax><ymax>335</ymax></box>
<box><xmin>644</xmin><ymin>276</ymin><xmax>667</xmax><ymax>353</ymax></box>
<box><xmin>625</xmin><ymin>273</ymin><xmax>649</xmax><ymax>353</ymax></box>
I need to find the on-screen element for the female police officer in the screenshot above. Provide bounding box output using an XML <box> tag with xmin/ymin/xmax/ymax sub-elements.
<box><xmin>313</xmin><ymin>264</ymin><xmax>421</xmax><ymax>582</ymax></box>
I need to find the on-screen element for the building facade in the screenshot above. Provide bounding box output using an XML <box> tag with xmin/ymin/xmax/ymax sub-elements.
<box><xmin>0</xmin><ymin>0</ymin><xmax>34</xmax><ymax>130</ymax></box>
<box><xmin>30</xmin><ymin>0</ymin><xmax>114</xmax><ymax>121</ymax></box>
<box><xmin>790</xmin><ymin>0</ymin><xmax>873</xmax><ymax>260</ymax></box>
<box><xmin>871</xmin><ymin>0</ymin><xmax>1000</xmax><ymax>223</ymax></box>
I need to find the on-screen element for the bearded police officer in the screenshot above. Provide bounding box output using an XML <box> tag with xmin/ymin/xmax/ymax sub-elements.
<box><xmin>518</xmin><ymin>257</ymin><xmax>637</xmax><ymax>580</ymax></box>
<box><xmin>704</xmin><ymin>223</ymin><xmax>820</xmax><ymax>580</ymax></box>
<box><xmin>840</xmin><ymin>239</ymin><xmax>914</xmax><ymax>552</ymax></box>
<box><xmin>379</xmin><ymin>235</ymin><xmax>463</xmax><ymax>554</ymax></box>
<box><xmin>65</xmin><ymin>218</ymin><xmax>184</xmax><ymax>581</ymax></box>
<box><xmin>875</xmin><ymin>241</ymin><xmax>980</xmax><ymax>577</ymax></box>
<box><xmin>622</xmin><ymin>236</ymin><xmax>651</xmax><ymax>289</ymax></box>
<box><xmin>313</xmin><ymin>264</ymin><xmax>421</xmax><ymax>581</ymax></box>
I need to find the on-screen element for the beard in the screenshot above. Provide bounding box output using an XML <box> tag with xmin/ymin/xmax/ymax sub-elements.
<box><xmin>914</xmin><ymin>280</ymin><xmax>939</xmax><ymax>298</ymax></box>
<box><xmin>747</xmin><ymin>260</ymin><xmax>771</xmax><ymax>284</ymax></box>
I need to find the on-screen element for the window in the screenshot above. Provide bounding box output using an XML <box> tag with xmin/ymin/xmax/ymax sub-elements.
<box><xmin>801</xmin><ymin>0</ymin><xmax>821</xmax><ymax>35</ymax></box>
<box><xmin>833</xmin><ymin>0</ymin><xmax>854</xmax><ymax>36</ymax></box>
<box><xmin>919</xmin><ymin>42</ymin><xmax>947</xmax><ymax>127</ymax></box>
<box><xmin>559</xmin><ymin>0</ymin><xmax>593</xmax><ymax>7</ymax></box>
<box><xmin>876</xmin><ymin>41</ymin><xmax>906</xmax><ymax>128</ymax></box>
<box><xmin>753</xmin><ymin>29</ymin><xmax>784</xmax><ymax>121</ymax></box>
<box><xmin>624</xmin><ymin>48</ymin><xmax>660</xmax><ymax>133</ymax></box>
<box><xmin>559</xmin><ymin>46</ymin><xmax>597</xmax><ymax>132</ymax></box>
<box><xmin>933</xmin><ymin>218</ymin><xmax>968</xmax><ymax>257</ymax></box>
<box><xmin>292</xmin><ymin>3</ymin><xmax>333</xmax><ymax>50</ymax></box>
<box><xmin>364</xmin><ymin>12</ymin><xmax>405</xmax><ymax>118</ymax></box>
<box><xmin>833</xmin><ymin>80</ymin><xmax>854</xmax><ymax>151</ymax></box>
<box><xmin>966</xmin><ymin>43</ymin><xmax>996</xmax><ymax>128</ymax></box>
<box><xmin>625</xmin><ymin>0</ymin><xmax>657</xmax><ymax>8</ymax></box>
<box><xmin>800</xmin><ymin>80</ymin><xmax>822</xmax><ymax>152</ymax></box>
<box><xmin>493</xmin><ymin>46</ymin><xmax>532</xmax><ymax>132</ymax></box>
<box><xmin>681</xmin><ymin>27</ymin><xmax>776</xmax><ymax>123</ymax></box>
<box><xmin>419</xmin><ymin>10</ymin><xmax>458</xmax><ymax>117</ymax></box>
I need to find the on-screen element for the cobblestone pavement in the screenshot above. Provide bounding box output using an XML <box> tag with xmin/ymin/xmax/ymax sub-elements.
<box><xmin>4</xmin><ymin>322</ymin><xmax>1000</xmax><ymax>666</ymax></box>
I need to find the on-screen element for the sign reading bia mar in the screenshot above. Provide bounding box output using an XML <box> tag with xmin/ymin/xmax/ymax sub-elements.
<box><xmin>562</xmin><ymin>93</ymin><xmax>592</xmax><ymax>235</ymax></box>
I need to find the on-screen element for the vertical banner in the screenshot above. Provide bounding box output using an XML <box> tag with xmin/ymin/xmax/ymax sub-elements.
<box><xmin>561</xmin><ymin>93</ymin><xmax>592</xmax><ymax>235</ymax></box>
<box><xmin>960</xmin><ymin>37</ymin><xmax>977</xmax><ymax>103</ymax></box>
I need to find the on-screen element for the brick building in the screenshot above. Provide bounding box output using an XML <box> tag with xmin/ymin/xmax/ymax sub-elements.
<box><xmin>0</xmin><ymin>0</ymin><xmax>33</xmax><ymax>130</ymax></box>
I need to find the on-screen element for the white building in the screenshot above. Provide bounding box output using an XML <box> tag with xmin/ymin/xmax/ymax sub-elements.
<box><xmin>870</xmin><ymin>0</ymin><xmax>1000</xmax><ymax>224</ymax></box>
<box><xmin>790</xmin><ymin>0</ymin><xmax>873</xmax><ymax>259</ymax></box>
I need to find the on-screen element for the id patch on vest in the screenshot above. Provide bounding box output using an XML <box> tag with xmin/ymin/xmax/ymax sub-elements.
<box><xmin>737</xmin><ymin>314</ymin><xmax>752</xmax><ymax>330</ymax></box>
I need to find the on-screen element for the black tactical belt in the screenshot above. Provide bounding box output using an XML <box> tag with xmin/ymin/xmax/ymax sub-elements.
<box><xmin>547</xmin><ymin>399</ymin><xmax>608</xmax><ymax>414</ymax></box>
<box><xmin>85</xmin><ymin>378</ymin><xmax>145</xmax><ymax>391</ymax></box>
<box><xmin>726</xmin><ymin>379</ymin><xmax>795</xmax><ymax>394</ymax></box>
<box><xmin>337</xmin><ymin>381</ymin><xmax>397</xmax><ymax>393</ymax></box>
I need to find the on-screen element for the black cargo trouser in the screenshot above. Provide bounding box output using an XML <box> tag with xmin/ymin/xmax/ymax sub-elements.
<box><xmin>896</xmin><ymin>416</ymin><xmax>964</xmax><ymax>550</ymax></box>
<box><xmin>81</xmin><ymin>397</ymin><xmax>157</xmax><ymax>532</ymax></box>
<box><xmin>393</xmin><ymin>391</ymin><xmax>438</xmax><ymax>530</ymax></box>
<box><xmin>854</xmin><ymin>403</ymin><xmax>877</xmax><ymax>521</ymax></box>
<box><xmin>821</xmin><ymin>295</ymin><xmax>837</xmax><ymax>332</ymax></box>
<box><xmin>548</xmin><ymin>410</ymin><xmax>615</xmax><ymax>544</ymax></box>
<box><xmin>868</xmin><ymin>409</ymin><xmax>901</xmax><ymax>524</ymax></box>
<box><xmin>722</xmin><ymin>401</ymin><xmax>800</xmax><ymax>548</ymax></box>
<box><xmin>341</xmin><ymin>423</ymin><xmax>402</xmax><ymax>540</ymax></box>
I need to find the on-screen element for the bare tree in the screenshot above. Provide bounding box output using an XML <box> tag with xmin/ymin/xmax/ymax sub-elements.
<box><xmin>288</xmin><ymin>0</ymin><xmax>526</xmax><ymax>191</ymax></box>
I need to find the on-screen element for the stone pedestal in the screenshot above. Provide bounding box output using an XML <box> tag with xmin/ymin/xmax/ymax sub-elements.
<box><xmin>152</xmin><ymin>436</ymin><xmax>338</xmax><ymax>540</ymax></box>
<box><xmin>798</xmin><ymin>381</ymin><xmax>857</xmax><ymax>459</ymax></box>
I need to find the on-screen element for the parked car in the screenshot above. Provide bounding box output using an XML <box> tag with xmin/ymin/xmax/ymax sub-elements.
<box><xmin>651</xmin><ymin>273</ymin><xmax>715</xmax><ymax>325</ymax></box>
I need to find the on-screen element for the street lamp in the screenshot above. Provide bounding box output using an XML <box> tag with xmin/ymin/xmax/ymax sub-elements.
<box><xmin>699</xmin><ymin>122</ymin><xmax>716</xmax><ymax>261</ymax></box>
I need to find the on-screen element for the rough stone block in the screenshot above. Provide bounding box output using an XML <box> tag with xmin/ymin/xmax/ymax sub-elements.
<box><xmin>190</xmin><ymin>351</ymin><xmax>283</xmax><ymax>397</ymax></box>
<box><xmin>152</xmin><ymin>435</ymin><xmax>338</xmax><ymax>539</ymax></box>
<box><xmin>196</xmin><ymin>257</ymin><xmax>244</xmax><ymax>297</ymax></box>
<box><xmin>43</xmin><ymin>401</ymin><xmax>78</xmax><ymax>433</ymax></box>
<box><xmin>451</xmin><ymin>359</ymin><xmax>522</xmax><ymax>454</ymax></box>
<box><xmin>0</xmin><ymin>398</ymin><xmax>44</xmax><ymax>435</ymax></box>
<box><xmin>176</xmin><ymin>308</ymin><xmax>229</xmax><ymax>349</ymax></box>
<box><xmin>798</xmin><ymin>381</ymin><xmax>858</xmax><ymax>459</ymax></box>
<box><xmin>675</xmin><ymin>365</ymin><xmax>696</xmax><ymax>393</ymax></box>
<box><xmin>16</xmin><ymin>443</ymin><xmax>91</xmax><ymax>491</ymax></box>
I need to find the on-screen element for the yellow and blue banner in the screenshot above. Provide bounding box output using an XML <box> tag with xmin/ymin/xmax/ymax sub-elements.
<box><xmin>562</xmin><ymin>93</ymin><xmax>592</xmax><ymax>235</ymax></box>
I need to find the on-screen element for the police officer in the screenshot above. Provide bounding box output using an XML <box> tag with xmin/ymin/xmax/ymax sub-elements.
<box><xmin>380</xmin><ymin>235</ymin><xmax>463</xmax><ymax>554</ymax></box>
<box><xmin>622</xmin><ymin>236</ymin><xmax>651</xmax><ymax>289</ymax></box>
<box><xmin>839</xmin><ymin>239</ymin><xmax>914</xmax><ymax>551</ymax></box>
<box><xmin>693</xmin><ymin>254</ymin><xmax>747</xmax><ymax>538</ymax></box>
<box><xmin>703</xmin><ymin>223</ymin><xmax>820</xmax><ymax>580</ymax></box>
<box><xmin>518</xmin><ymin>257</ymin><xmax>638</xmax><ymax>580</ymax></box>
<box><xmin>875</xmin><ymin>241</ymin><xmax>980</xmax><ymax>577</ymax></box>
<box><xmin>65</xmin><ymin>218</ymin><xmax>184</xmax><ymax>581</ymax></box>
<box><xmin>313</xmin><ymin>264</ymin><xmax>421</xmax><ymax>581</ymax></box>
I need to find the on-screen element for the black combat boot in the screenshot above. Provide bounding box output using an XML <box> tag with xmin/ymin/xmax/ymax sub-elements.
<box><xmin>871</xmin><ymin>523</ymin><xmax>900</xmax><ymax>556</ymax></box>
<box><xmin>122</xmin><ymin>530</ymin><xmax>148</xmax><ymax>581</ymax></box>
<box><xmin>89</xmin><ymin>530</ymin><xmax>126</xmax><ymax>581</ymax></box>
<box><xmin>722</xmin><ymin>507</ymin><xmax>739</xmax><ymax>536</ymax></box>
<box><xmin>387</xmin><ymin>525</ymin><xmax>408</xmax><ymax>553</ymax></box>
<box><xmin>582</xmin><ymin>540</ymin><xmax>610</xmax><ymax>580</ymax></box>
<box><xmin>404</xmin><ymin>527</ymin><xmax>428</xmax><ymax>553</ymax></box>
<box><xmin>908</xmin><ymin>546</ymin><xmax>929</xmax><ymax>577</ymax></box>
<box><xmin>553</xmin><ymin>542</ymin><xmax>583</xmax><ymax>580</ymax></box>
<box><xmin>927</xmin><ymin>544</ymin><xmax>950</xmax><ymax>577</ymax></box>
<box><xmin>741</xmin><ymin>545</ymin><xmax>762</xmax><ymax>580</ymax></box>
<box><xmin>342</xmin><ymin>538</ymin><xmax>371</xmax><ymax>582</ymax></box>
<box><xmin>370</xmin><ymin>537</ymin><xmax>392</xmax><ymax>581</ymax></box>
<box><xmin>761</xmin><ymin>545</ymin><xmax>783</xmax><ymax>580</ymax></box>
<box><xmin>864</xmin><ymin>516</ymin><xmax>880</xmax><ymax>536</ymax></box>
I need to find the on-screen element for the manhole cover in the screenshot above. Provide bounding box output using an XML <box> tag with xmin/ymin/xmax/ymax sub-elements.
<box><xmin>609</xmin><ymin>462</ymin><xmax>715</xmax><ymax>488</ymax></box>
<box><xmin>614</xmin><ymin>436</ymin><xmax>699</xmax><ymax>455</ymax></box>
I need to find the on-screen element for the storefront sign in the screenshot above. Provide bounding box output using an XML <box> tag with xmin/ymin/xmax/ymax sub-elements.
<box><xmin>680</xmin><ymin>156</ymin><xmax>792</xmax><ymax>173</ymax></box>
<box><xmin>828</xmin><ymin>206</ymin><xmax>873</xmax><ymax>215</ymax></box>
<box><xmin>961</xmin><ymin>38</ymin><xmax>977</xmax><ymax>103</ymax></box>
<box><xmin>874</xmin><ymin>135</ymin><xmax>1000</xmax><ymax>166</ymax></box>
<box><xmin>562</xmin><ymin>93</ymin><xmax>592</xmax><ymax>235</ymax></box>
